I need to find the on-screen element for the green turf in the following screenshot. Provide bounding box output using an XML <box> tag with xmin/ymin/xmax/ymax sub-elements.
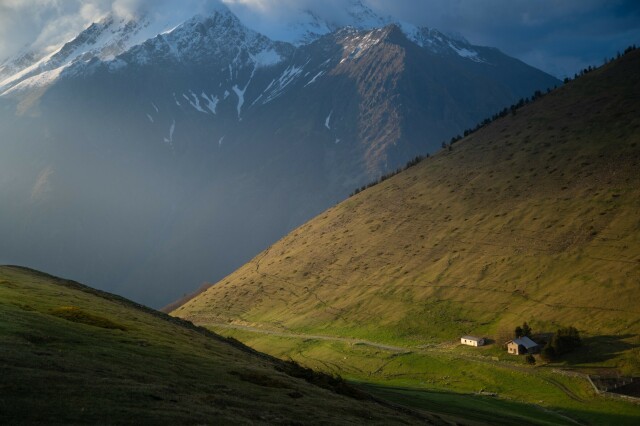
<box><xmin>175</xmin><ymin>52</ymin><xmax>640</xmax><ymax>382</ymax></box>
<box><xmin>209</xmin><ymin>326</ymin><xmax>640</xmax><ymax>425</ymax></box>
<box><xmin>0</xmin><ymin>266</ymin><xmax>442</xmax><ymax>425</ymax></box>
<box><xmin>173</xmin><ymin>48</ymin><xmax>640</xmax><ymax>426</ymax></box>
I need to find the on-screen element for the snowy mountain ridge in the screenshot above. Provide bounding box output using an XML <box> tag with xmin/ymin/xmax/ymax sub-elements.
<box><xmin>0</xmin><ymin>1</ymin><xmax>237</xmax><ymax>96</ymax></box>
<box><xmin>0</xmin><ymin>13</ymin><xmax>180</xmax><ymax>95</ymax></box>
<box><xmin>0</xmin><ymin>0</ymin><xmax>485</xmax><ymax>97</ymax></box>
<box><xmin>248</xmin><ymin>0</ymin><xmax>482</xmax><ymax>58</ymax></box>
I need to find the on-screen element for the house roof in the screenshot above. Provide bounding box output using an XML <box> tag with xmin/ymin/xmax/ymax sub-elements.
<box><xmin>461</xmin><ymin>335</ymin><xmax>483</xmax><ymax>341</ymax></box>
<box><xmin>511</xmin><ymin>336</ymin><xmax>538</xmax><ymax>349</ymax></box>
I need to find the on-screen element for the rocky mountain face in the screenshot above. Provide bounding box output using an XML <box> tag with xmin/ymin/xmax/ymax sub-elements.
<box><xmin>0</xmin><ymin>3</ymin><xmax>559</xmax><ymax>307</ymax></box>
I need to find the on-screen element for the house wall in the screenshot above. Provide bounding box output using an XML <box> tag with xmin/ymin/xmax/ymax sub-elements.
<box><xmin>461</xmin><ymin>339</ymin><xmax>478</xmax><ymax>346</ymax></box>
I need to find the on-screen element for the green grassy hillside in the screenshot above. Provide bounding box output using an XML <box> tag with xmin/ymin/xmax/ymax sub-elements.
<box><xmin>176</xmin><ymin>50</ymin><xmax>640</xmax><ymax>355</ymax></box>
<box><xmin>172</xmin><ymin>50</ymin><xmax>640</xmax><ymax>424</ymax></box>
<box><xmin>0</xmin><ymin>266</ymin><xmax>443</xmax><ymax>425</ymax></box>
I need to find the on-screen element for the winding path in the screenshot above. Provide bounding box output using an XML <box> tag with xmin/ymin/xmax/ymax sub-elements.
<box><xmin>209</xmin><ymin>322</ymin><xmax>410</xmax><ymax>353</ymax></box>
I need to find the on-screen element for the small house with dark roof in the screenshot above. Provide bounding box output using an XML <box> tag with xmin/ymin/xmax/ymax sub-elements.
<box><xmin>460</xmin><ymin>336</ymin><xmax>485</xmax><ymax>347</ymax></box>
<box><xmin>507</xmin><ymin>336</ymin><xmax>539</xmax><ymax>355</ymax></box>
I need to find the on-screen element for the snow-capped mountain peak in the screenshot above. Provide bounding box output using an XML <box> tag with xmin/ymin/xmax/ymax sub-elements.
<box><xmin>0</xmin><ymin>1</ymin><xmax>235</xmax><ymax>96</ymax></box>
<box><xmin>115</xmin><ymin>11</ymin><xmax>285</xmax><ymax>69</ymax></box>
<box><xmin>0</xmin><ymin>0</ymin><xmax>490</xmax><ymax>99</ymax></box>
<box><xmin>226</xmin><ymin>0</ymin><xmax>484</xmax><ymax>62</ymax></box>
<box><xmin>0</xmin><ymin>13</ymin><xmax>183</xmax><ymax>94</ymax></box>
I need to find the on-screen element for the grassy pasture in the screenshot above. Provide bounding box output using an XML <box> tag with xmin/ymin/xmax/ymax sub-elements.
<box><xmin>0</xmin><ymin>266</ymin><xmax>440</xmax><ymax>425</ymax></box>
<box><xmin>210</xmin><ymin>326</ymin><xmax>640</xmax><ymax>425</ymax></box>
<box><xmin>176</xmin><ymin>52</ymin><xmax>640</xmax><ymax>425</ymax></box>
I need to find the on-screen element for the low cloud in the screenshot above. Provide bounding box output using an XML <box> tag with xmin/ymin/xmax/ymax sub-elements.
<box><xmin>224</xmin><ymin>0</ymin><xmax>640</xmax><ymax>77</ymax></box>
<box><xmin>0</xmin><ymin>0</ymin><xmax>221</xmax><ymax>61</ymax></box>
<box><xmin>1</xmin><ymin>1</ymin><xmax>110</xmax><ymax>60</ymax></box>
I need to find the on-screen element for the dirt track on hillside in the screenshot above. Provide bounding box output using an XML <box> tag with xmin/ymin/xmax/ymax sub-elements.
<box><xmin>210</xmin><ymin>322</ymin><xmax>410</xmax><ymax>353</ymax></box>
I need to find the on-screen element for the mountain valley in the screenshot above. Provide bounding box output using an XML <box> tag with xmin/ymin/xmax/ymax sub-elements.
<box><xmin>173</xmin><ymin>48</ymin><xmax>640</xmax><ymax>424</ymax></box>
<box><xmin>2</xmin><ymin>2</ymin><xmax>639</xmax><ymax>424</ymax></box>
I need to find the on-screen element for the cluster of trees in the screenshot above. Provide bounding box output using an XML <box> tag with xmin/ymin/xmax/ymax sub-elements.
<box><xmin>512</xmin><ymin>322</ymin><xmax>581</xmax><ymax>363</ymax></box>
<box><xmin>541</xmin><ymin>326</ymin><xmax>581</xmax><ymax>361</ymax></box>
<box><xmin>349</xmin><ymin>79</ymin><xmax>557</xmax><ymax>198</ymax></box>
<box><xmin>513</xmin><ymin>322</ymin><xmax>536</xmax><ymax>364</ymax></box>
<box><xmin>563</xmin><ymin>44</ymin><xmax>637</xmax><ymax>84</ymax></box>
<box><xmin>349</xmin><ymin>44</ymin><xmax>638</xmax><ymax>199</ymax></box>
<box><xmin>349</xmin><ymin>155</ymin><xmax>426</xmax><ymax>197</ymax></box>
<box><xmin>515</xmin><ymin>322</ymin><xmax>532</xmax><ymax>338</ymax></box>
<box><xmin>442</xmin><ymin>87</ymin><xmax>556</xmax><ymax>151</ymax></box>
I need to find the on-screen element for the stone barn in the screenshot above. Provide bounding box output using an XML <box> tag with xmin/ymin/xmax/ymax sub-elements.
<box><xmin>507</xmin><ymin>337</ymin><xmax>539</xmax><ymax>355</ymax></box>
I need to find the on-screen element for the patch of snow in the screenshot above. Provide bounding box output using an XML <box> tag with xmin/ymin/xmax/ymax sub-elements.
<box><xmin>218</xmin><ymin>135</ymin><xmax>225</xmax><ymax>147</ymax></box>
<box><xmin>232</xmin><ymin>67</ymin><xmax>256</xmax><ymax>119</ymax></box>
<box><xmin>151</xmin><ymin>102</ymin><xmax>159</xmax><ymax>113</ymax></box>
<box><xmin>185</xmin><ymin>91</ymin><xmax>207</xmax><ymax>113</ymax></box>
<box><xmin>335</xmin><ymin>138</ymin><xmax>341</xmax><ymax>144</ymax></box>
<box><xmin>259</xmin><ymin>62</ymin><xmax>307</xmax><ymax>104</ymax></box>
<box><xmin>339</xmin><ymin>29</ymin><xmax>385</xmax><ymax>63</ymax></box>
<box><xmin>1</xmin><ymin>65</ymin><xmax>66</xmax><ymax>96</ymax></box>
<box><xmin>0</xmin><ymin>47</ymin><xmax>59</xmax><ymax>90</ymax></box>
<box><xmin>201</xmin><ymin>92</ymin><xmax>219</xmax><ymax>114</ymax></box>
<box><xmin>304</xmin><ymin>70</ymin><xmax>325</xmax><ymax>87</ymax></box>
<box><xmin>250</xmin><ymin>48</ymin><xmax>282</xmax><ymax>68</ymax></box>
<box><xmin>164</xmin><ymin>119</ymin><xmax>176</xmax><ymax>147</ymax></box>
<box><xmin>250</xmin><ymin>93</ymin><xmax>263</xmax><ymax>107</ymax></box>
<box><xmin>232</xmin><ymin>85</ymin><xmax>246</xmax><ymax>119</ymax></box>
<box><xmin>448</xmin><ymin>42</ymin><xmax>484</xmax><ymax>62</ymax></box>
<box><xmin>146</xmin><ymin>114</ymin><xmax>154</xmax><ymax>123</ymax></box>
<box><xmin>161</xmin><ymin>25</ymin><xmax>181</xmax><ymax>36</ymax></box>
<box><xmin>325</xmin><ymin>110</ymin><xmax>333</xmax><ymax>130</ymax></box>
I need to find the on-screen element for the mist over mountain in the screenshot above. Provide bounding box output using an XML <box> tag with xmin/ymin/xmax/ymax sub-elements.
<box><xmin>0</xmin><ymin>1</ymin><xmax>559</xmax><ymax>307</ymax></box>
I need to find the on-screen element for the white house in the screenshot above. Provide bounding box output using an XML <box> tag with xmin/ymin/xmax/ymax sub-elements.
<box><xmin>461</xmin><ymin>335</ymin><xmax>485</xmax><ymax>347</ymax></box>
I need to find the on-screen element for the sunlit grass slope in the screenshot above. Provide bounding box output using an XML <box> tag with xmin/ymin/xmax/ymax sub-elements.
<box><xmin>176</xmin><ymin>51</ymin><xmax>640</xmax><ymax>371</ymax></box>
<box><xmin>0</xmin><ymin>266</ymin><xmax>440</xmax><ymax>425</ymax></box>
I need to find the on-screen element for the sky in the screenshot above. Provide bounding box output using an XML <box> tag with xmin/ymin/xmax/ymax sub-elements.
<box><xmin>1</xmin><ymin>0</ymin><xmax>639</xmax><ymax>78</ymax></box>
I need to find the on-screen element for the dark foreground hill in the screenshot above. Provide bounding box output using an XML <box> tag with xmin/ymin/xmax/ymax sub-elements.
<box><xmin>0</xmin><ymin>265</ymin><xmax>445</xmax><ymax>425</ymax></box>
<box><xmin>175</xmin><ymin>50</ymin><xmax>640</xmax><ymax>372</ymax></box>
